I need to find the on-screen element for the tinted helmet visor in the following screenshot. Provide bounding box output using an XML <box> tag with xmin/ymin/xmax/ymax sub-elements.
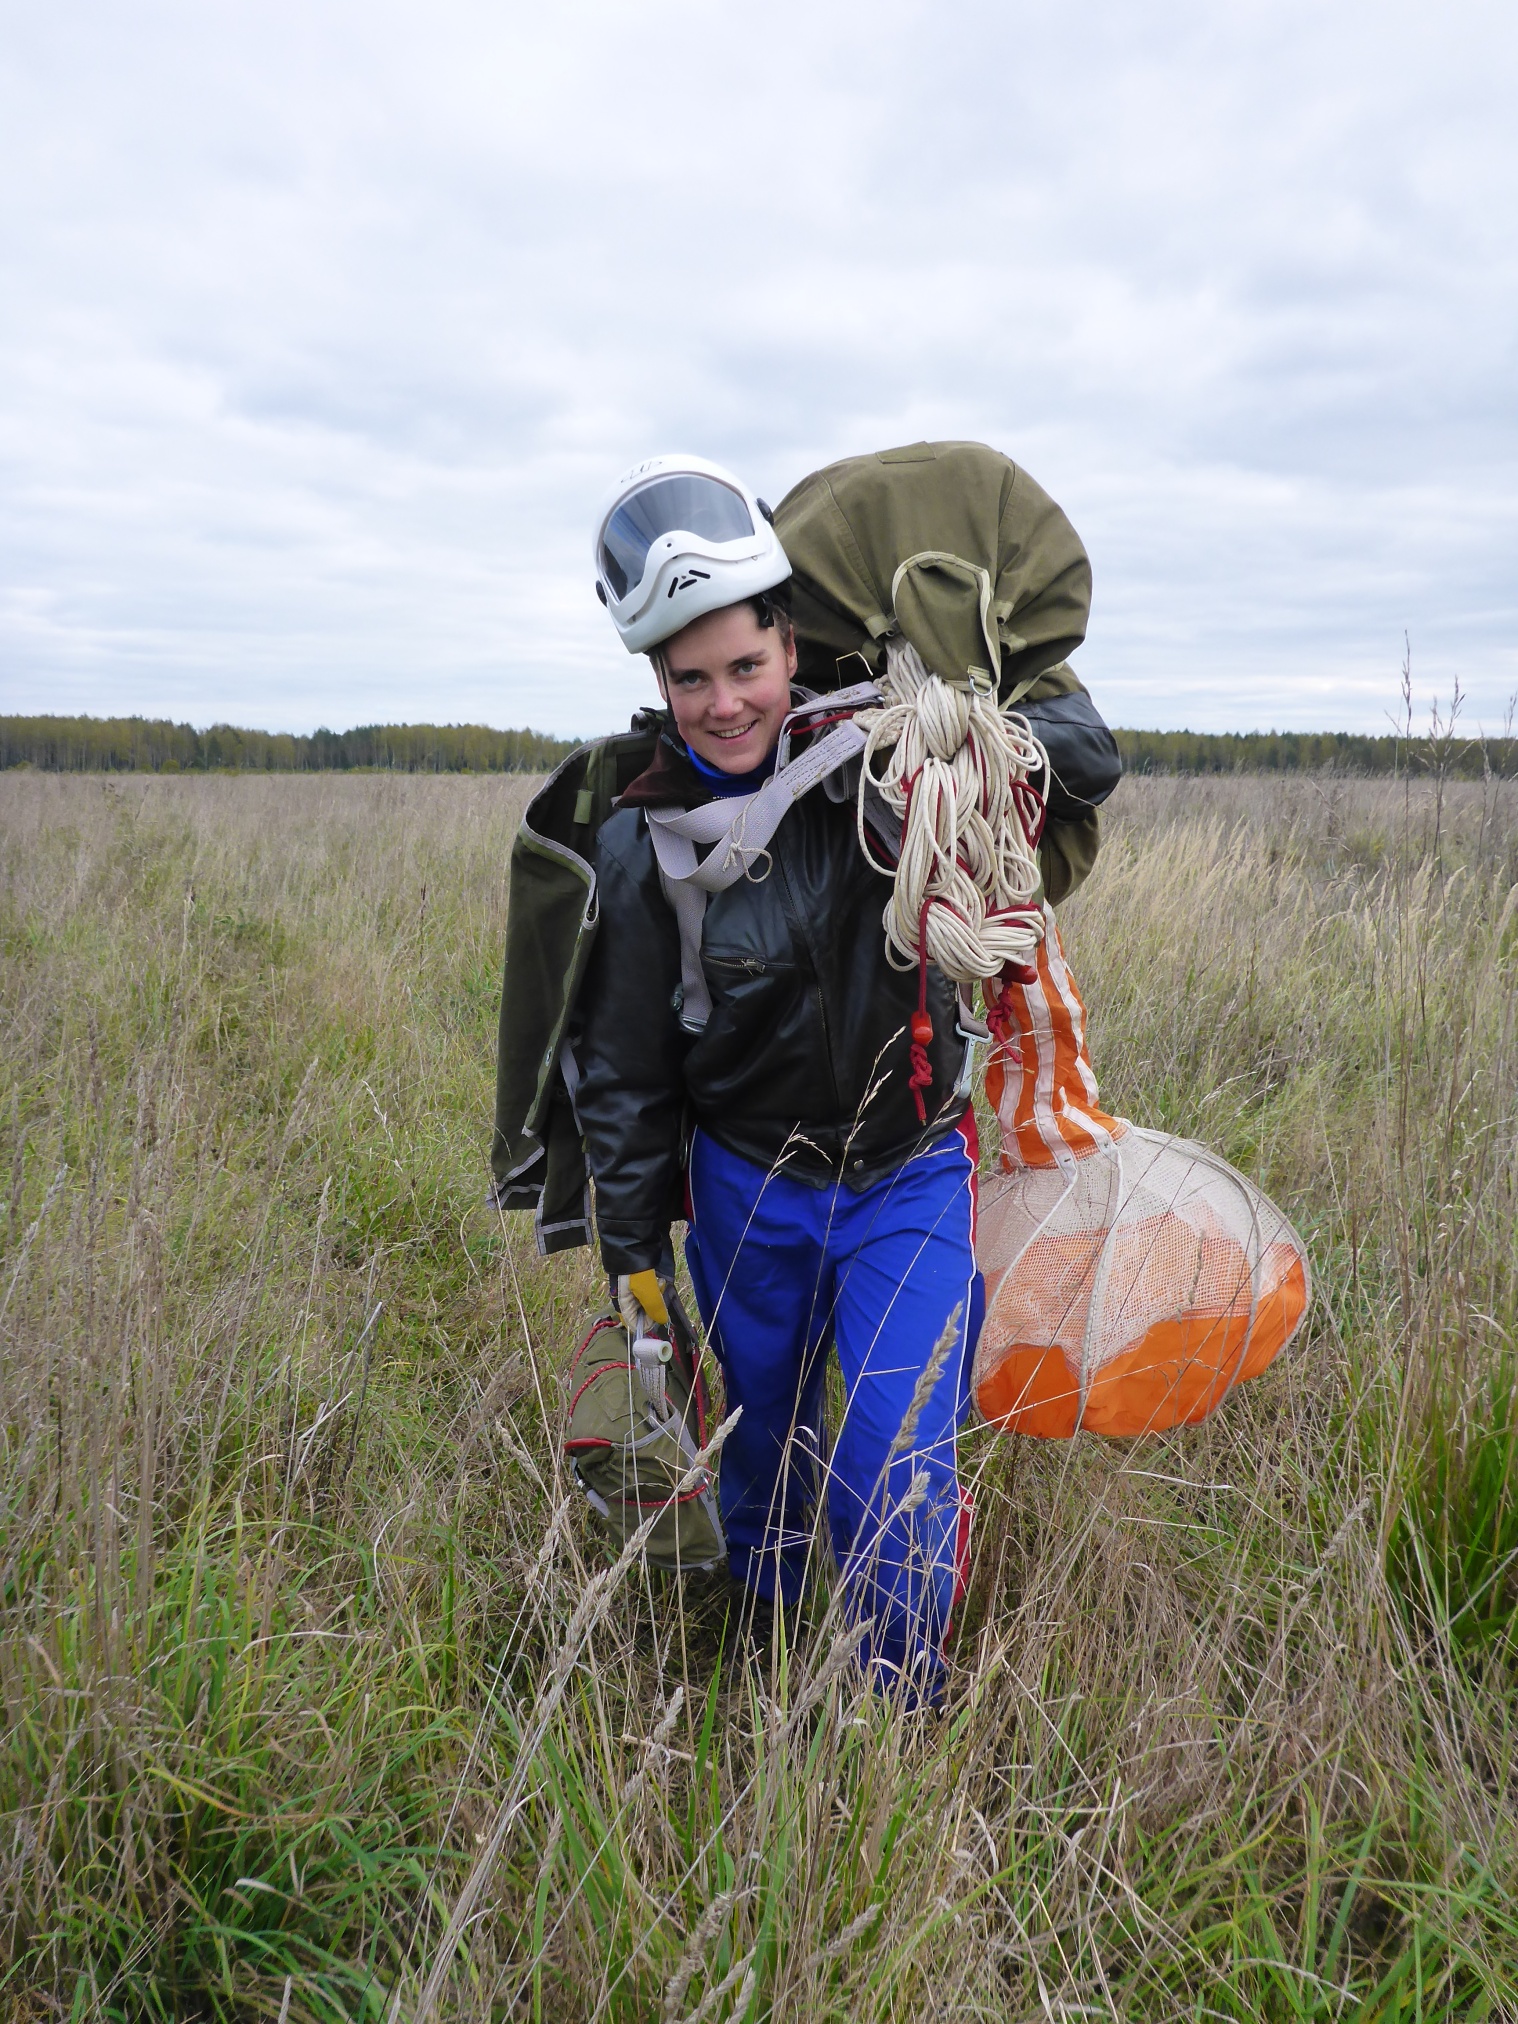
<box><xmin>599</xmin><ymin>474</ymin><xmax>755</xmax><ymax>601</ymax></box>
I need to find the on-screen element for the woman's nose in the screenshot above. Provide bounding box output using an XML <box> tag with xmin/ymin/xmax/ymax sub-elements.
<box><xmin>706</xmin><ymin>678</ymin><xmax>745</xmax><ymax>718</ymax></box>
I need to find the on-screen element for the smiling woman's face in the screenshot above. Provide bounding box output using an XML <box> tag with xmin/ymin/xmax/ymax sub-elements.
<box><xmin>656</xmin><ymin>602</ymin><xmax>797</xmax><ymax>774</ymax></box>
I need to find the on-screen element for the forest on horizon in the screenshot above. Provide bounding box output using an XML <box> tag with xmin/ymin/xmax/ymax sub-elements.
<box><xmin>2</xmin><ymin>711</ymin><xmax>1516</xmax><ymax>778</ymax></box>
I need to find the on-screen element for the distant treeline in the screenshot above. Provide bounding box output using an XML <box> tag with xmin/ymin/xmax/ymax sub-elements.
<box><xmin>1115</xmin><ymin>727</ymin><xmax>1517</xmax><ymax>778</ymax></box>
<box><xmin>5</xmin><ymin>715</ymin><xmax>1515</xmax><ymax>780</ymax></box>
<box><xmin>0</xmin><ymin>716</ymin><xmax>579</xmax><ymax>775</ymax></box>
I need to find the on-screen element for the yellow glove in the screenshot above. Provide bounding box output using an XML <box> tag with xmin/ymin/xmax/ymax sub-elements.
<box><xmin>616</xmin><ymin>1269</ymin><xmax>669</xmax><ymax>1336</ymax></box>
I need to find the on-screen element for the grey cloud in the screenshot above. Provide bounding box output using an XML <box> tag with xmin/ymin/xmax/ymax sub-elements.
<box><xmin>0</xmin><ymin>0</ymin><xmax>1514</xmax><ymax>737</ymax></box>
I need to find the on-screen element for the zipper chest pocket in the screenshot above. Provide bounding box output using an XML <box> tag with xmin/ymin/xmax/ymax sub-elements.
<box><xmin>705</xmin><ymin>954</ymin><xmax>772</xmax><ymax>978</ymax></box>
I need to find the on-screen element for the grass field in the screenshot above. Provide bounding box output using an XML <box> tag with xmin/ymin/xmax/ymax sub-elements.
<box><xmin>2</xmin><ymin>764</ymin><xmax>1516</xmax><ymax>2021</ymax></box>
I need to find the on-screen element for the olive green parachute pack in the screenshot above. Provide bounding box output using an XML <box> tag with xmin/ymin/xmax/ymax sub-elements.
<box><xmin>490</xmin><ymin>440</ymin><xmax>1111</xmax><ymax>1254</ymax></box>
<box><xmin>778</xmin><ymin>438</ymin><xmax>1092</xmax><ymax>705</ymax></box>
<box><xmin>563</xmin><ymin>1289</ymin><xmax>726</xmax><ymax>1572</ymax></box>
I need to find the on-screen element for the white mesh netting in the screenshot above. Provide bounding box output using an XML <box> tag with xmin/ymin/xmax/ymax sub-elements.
<box><xmin>972</xmin><ymin>1125</ymin><xmax>1311</xmax><ymax>1437</ymax></box>
<box><xmin>969</xmin><ymin>908</ymin><xmax>1311</xmax><ymax>1438</ymax></box>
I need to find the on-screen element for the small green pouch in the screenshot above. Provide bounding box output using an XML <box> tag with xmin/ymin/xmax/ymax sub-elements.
<box><xmin>563</xmin><ymin>1298</ymin><xmax>726</xmax><ymax>1574</ymax></box>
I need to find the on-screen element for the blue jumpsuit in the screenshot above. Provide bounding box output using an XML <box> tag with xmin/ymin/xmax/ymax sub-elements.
<box><xmin>684</xmin><ymin>1115</ymin><xmax>983</xmax><ymax>1704</ymax></box>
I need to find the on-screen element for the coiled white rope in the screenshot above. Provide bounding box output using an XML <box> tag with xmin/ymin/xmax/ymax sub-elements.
<box><xmin>855</xmin><ymin>637</ymin><xmax>1048</xmax><ymax>989</ymax></box>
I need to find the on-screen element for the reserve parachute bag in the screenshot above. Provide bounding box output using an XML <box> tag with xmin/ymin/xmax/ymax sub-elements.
<box><xmin>563</xmin><ymin>1288</ymin><xmax>726</xmax><ymax>1572</ymax></box>
<box><xmin>970</xmin><ymin>909</ymin><xmax>1311</xmax><ymax>1438</ymax></box>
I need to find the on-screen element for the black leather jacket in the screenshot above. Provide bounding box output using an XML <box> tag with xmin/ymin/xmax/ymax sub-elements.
<box><xmin>572</xmin><ymin>765</ymin><xmax>971</xmax><ymax>1276</ymax></box>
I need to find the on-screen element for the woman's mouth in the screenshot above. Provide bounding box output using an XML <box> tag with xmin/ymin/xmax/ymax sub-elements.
<box><xmin>711</xmin><ymin>721</ymin><xmax>758</xmax><ymax>741</ymax></box>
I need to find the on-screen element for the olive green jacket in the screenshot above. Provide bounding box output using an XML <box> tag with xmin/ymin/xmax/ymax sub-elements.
<box><xmin>489</xmin><ymin>720</ymin><xmax>660</xmax><ymax>1253</ymax></box>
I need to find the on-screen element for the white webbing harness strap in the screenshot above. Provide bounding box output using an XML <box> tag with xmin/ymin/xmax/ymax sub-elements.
<box><xmin>645</xmin><ymin>686</ymin><xmax>880</xmax><ymax>1032</ymax></box>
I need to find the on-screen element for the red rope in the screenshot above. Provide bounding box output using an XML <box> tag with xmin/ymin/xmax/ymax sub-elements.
<box><xmin>790</xmin><ymin>711</ymin><xmax>857</xmax><ymax>737</ymax></box>
<box><xmin>908</xmin><ymin>896</ymin><xmax>934</xmax><ymax>1124</ymax></box>
<box><xmin>1013</xmin><ymin>776</ymin><xmax>1046</xmax><ymax>848</ymax></box>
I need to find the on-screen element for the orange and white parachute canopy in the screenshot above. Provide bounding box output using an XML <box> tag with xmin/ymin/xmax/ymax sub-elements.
<box><xmin>972</xmin><ymin>910</ymin><xmax>1310</xmax><ymax>1439</ymax></box>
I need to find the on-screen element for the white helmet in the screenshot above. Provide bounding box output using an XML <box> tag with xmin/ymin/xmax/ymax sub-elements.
<box><xmin>593</xmin><ymin>453</ymin><xmax>791</xmax><ymax>654</ymax></box>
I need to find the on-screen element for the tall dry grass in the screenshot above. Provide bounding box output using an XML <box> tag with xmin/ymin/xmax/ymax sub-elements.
<box><xmin>1</xmin><ymin>764</ymin><xmax>1516</xmax><ymax>2020</ymax></box>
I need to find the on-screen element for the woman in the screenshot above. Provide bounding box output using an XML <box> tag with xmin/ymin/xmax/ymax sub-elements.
<box><xmin>570</xmin><ymin>455</ymin><xmax>982</xmax><ymax>1705</ymax></box>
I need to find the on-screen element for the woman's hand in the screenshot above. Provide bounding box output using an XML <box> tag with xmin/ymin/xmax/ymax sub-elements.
<box><xmin>616</xmin><ymin>1269</ymin><xmax>669</xmax><ymax>1339</ymax></box>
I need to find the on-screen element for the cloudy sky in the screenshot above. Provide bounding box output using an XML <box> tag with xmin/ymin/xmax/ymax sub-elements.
<box><xmin>1</xmin><ymin>0</ymin><xmax>1514</xmax><ymax>738</ymax></box>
